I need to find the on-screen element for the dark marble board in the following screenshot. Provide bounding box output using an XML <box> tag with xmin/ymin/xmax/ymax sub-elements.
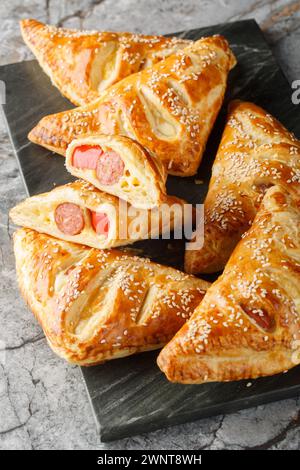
<box><xmin>1</xmin><ymin>19</ymin><xmax>300</xmax><ymax>442</ymax></box>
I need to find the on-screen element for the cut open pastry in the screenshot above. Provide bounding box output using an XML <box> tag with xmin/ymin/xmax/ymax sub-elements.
<box><xmin>66</xmin><ymin>135</ymin><xmax>167</xmax><ymax>209</ymax></box>
<box><xmin>10</xmin><ymin>180</ymin><xmax>188</xmax><ymax>249</ymax></box>
<box><xmin>158</xmin><ymin>185</ymin><xmax>300</xmax><ymax>383</ymax></box>
<box><xmin>13</xmin><ymin>228</ymin><xmax>210</xmax><ymax>365</ymax></box>
<box><xmin>185</xmin><ymin>100</ymin><xmax>300</xmax><ymax>274</ymax></box>
<box><xmin>20</xmin><ymin>19</ymin><xmax>191</xmax><ymax>106</ymax></box>
<box><xmin>28</xmin><ymin>35</ymin><xmax>236</xmax><ymax>176</ymax></box>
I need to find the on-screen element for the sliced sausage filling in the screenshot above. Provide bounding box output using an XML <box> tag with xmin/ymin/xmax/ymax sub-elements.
<box><xmin>54</xmin><ymin>203</ymin><xmax>85</xmax><ymax>236</ymax></box>
<box><xmin>72</xmin><ymin>145</ymin><xmax>103</xmax><ymax>170</ymax></box>
<box><xmin>96</xmin><ymin>150</ymin><xmax>125</xmax><ymax>185</ymax></box>
<box><xmin>91</xmin><ymin>211</ymin><xmax>110</xmax><ymax>237</ymax></box>
<box><xmin>54</xmin><ymin>203</ymin><xmax>110</xmax><ymax>238</ymax></box>
<box><xmin>72</xmin><ymin>145</ymin><xmax>125</xmax><ymax>186</ymax></box>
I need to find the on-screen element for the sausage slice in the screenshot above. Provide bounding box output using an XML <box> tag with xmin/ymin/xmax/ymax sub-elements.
<box><xmin>91</xmin><ymin>211</ymin><xmax>110</xmax><ymax>237</ymax></box>
<box><xmin>54</xmin><ymin>203</ymin><xmax>85</xmax><ymax>236</ymax></box>
<box><xmin>96</xmin><ymin>150</ymin><xmax>125</xmax><ymax>185</ymax></box>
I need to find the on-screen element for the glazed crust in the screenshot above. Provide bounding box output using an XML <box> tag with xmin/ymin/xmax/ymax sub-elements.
<box><xmin>66</xmin><ymin>134</ymin><xmax>167</xmax><ymax>209</ymax></box>
<box><xmin>20</xmin><ymin>19</ymin><xmax>191</xmax><ymax>106</ymax></box>
<box><xmin>9</xmin><ymin>180</ymin><xmax>188</xmax><ymax>249</ymax></box>
<box><xmin>13</xmin><ymin>228</ymin><xmax>210</xmax><ymax>365</ymax></box>
<box><xmin>185</xmin><ymin>100</ymin><xmax>300</xmax><ymax>274</ymax></box>
<box><xmin>158</xmin><ymin>185</ymin><xmax>300</xmax><ymax>383</ymax></box>
<box><xmin>28</xmin><ymin>35</ymin><xmax>236</xmax><ymax>176</ymax></box>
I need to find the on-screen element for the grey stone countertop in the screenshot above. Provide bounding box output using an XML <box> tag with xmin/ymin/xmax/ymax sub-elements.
<box><xmin>1</xmin><ymin>0</ymin><xmax>300</xmax><ymax>450</ymax></box>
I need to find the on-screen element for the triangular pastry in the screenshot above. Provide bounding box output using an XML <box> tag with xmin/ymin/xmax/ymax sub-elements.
<box><xmin>65</xmin><ymin>134</ymin><xmax>167</xmax><ymax>209</ymax></box>
<box><xmin>158</xmin><ymin>185</ymin><xmax>300</xmax><ymax>383</ymax></box>
<box><xmin>13</xmin><ymin>228</ymin><xmax>210</xmax><ymax>365</ymax></box>
<box><xmin>185</xmin><ymin>100</ymin><xmax>300</xmax><ymax>274</ymax></box>
<box><xmin>28</xmin><ymin>35</ymin><xmax>236</xmax><ymax>176</ymax></box>
<box><xmin>20</xmin><ymin>19</ymin><xmax>191</xmax><ymax>106</ymax></box>
<box><xmin>10</xmin><ymin>180</ymin><xmax>187</xmax><ymax>249</ymax></box>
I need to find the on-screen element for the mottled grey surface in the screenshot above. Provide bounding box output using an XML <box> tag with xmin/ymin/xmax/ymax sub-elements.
<box><xmin>0</xmin><ymin>0</ymin><xmax>300</xmax><ymax>450</ymax></box>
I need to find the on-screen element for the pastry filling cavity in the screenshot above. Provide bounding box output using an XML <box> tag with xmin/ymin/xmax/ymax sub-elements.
<box><xmin>72</xmin><ymin>145</ymin><xmax>125</xmax><ymax>186</ymax></box>
<box><xmin>96</xmin><ymin>150</ymin><xmax>125</xmax><ymax>185</ymax></box>
<box><xmin>54</xmin><ymin>203</ymin><xmax>85</xmax><ymax>236</ymax></box>
<box><xmin>91</xmin><ymin>211</ymin><xmax>110</xmax><ymax>237</ymax></box>
<box><xmin>72</xmin><ymin>145</ymin><xmax>103</xmax><ymax>170</ymax></box>
<box><xmin>240</xmin><ymin>304</ymin><xmax>275</xmax><ymax>332</ymax></box>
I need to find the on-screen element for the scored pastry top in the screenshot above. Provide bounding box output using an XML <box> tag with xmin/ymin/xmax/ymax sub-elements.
<box><xmin>13</xmin><ymin>228</ymin><xmax>210</xmax><ymax>365</ymax></box>
<box><xmin>159</xmin><ymin>184</ymin><xmax>300</xmax><ymax>383</ymax></box>
<box><xmin>20</xmin><ymin>18</ymin><xmax>191</xmax><ymax>106</ymax></box>
<box><xmin>28</xmin><ymin>35</ymin><xmax>236</xmax><ymax>176</ymax></box>
<box><xmin>185</xmin><ymin>100</ymin><xmax>300</xmax><ymax>274</ymax></box>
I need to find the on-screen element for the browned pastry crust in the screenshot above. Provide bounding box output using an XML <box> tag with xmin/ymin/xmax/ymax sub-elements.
<box><xmin>28</xmin><ymin>35</ymin><xmax>236</xmax><ymax>176</ymax></box>
<box><xmin>13</xmin><ymin>228</ymin><xmax>210</xmax><ymax>365</ymax></box>
<box><xmin>185</xmin><ymin>100</ymin><xmax>300</xmax><ymax>274</ymax></box>
<box><xmin>9</xmin><ymin>180</ymin><xmax>187</xmax><ymax>249</ymax></box>
<box><xmin>20</xmin><ymin>19</ymin><xmax>191</xmax><ymax>106</ymax></box>
<box><xmin>158</xmin><ymin>185</ymin><xmax>300</xmax><ymax>383</ymax></box>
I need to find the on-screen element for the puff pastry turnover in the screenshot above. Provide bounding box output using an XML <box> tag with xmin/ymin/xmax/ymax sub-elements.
<box><xmin>158</xmin><ymin>185</ymin><xmax>300</xmax><ymax>383</ymax></box>
<box><xmin>185</xmin><ymin>100</ymin><xmax>300</xmax><ymax>274</ymax></box>
<box><xmin>28</xmin><ymin>35</ymin><xmax>236</xmax><ymax>176</ymax></box>
<box><xmin>20</xmin><ymin>19</ymin><xmax>191</xmax><ymax>106</ymax></box>
<box><xmin>66</xmin><ymin>134</ymin><xmax>167</xmax><ymax>209</ymax></box>
<box><xmin>13</xmin><ymin>228</ymin><xmax>210</xmax><ymax>365</ymax></box>
<box><xmin>10</xmin><ymin>180</ymin><xmax>188</xmax><ymax>249</ymax></box>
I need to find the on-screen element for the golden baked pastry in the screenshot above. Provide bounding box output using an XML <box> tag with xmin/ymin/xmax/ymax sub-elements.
<box><xmin>66</xmin><ymin>134</ymin><xmax>167</xmax><ymax>209</ymax></box>
<box><xmin>28</xmin><ymin>35</ymin><xmax>236</xmax><ymax>176</ymax></box>
<box><xmin>158</xmin><ymin>185</ymin><xmax>300</xmax><ymax>383</ymax></box>
<box><xmin>10</xmin><ymin>180</ymin><xmax>187</xmax><ymax>249</ymax></box>
<box><xmin>185</xmin><ymin>100</ymin><xmax>300</xmax><ymax>274</ymax></box>
<box><xmin>13</xmin><ymin>228</ymin><xmax>210</xmax><ymax>365</ymax></box>
<box><xmin>20</xmin><ymin>18</ymin><xmax>191</xmax><ymax>106</ymax></box>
